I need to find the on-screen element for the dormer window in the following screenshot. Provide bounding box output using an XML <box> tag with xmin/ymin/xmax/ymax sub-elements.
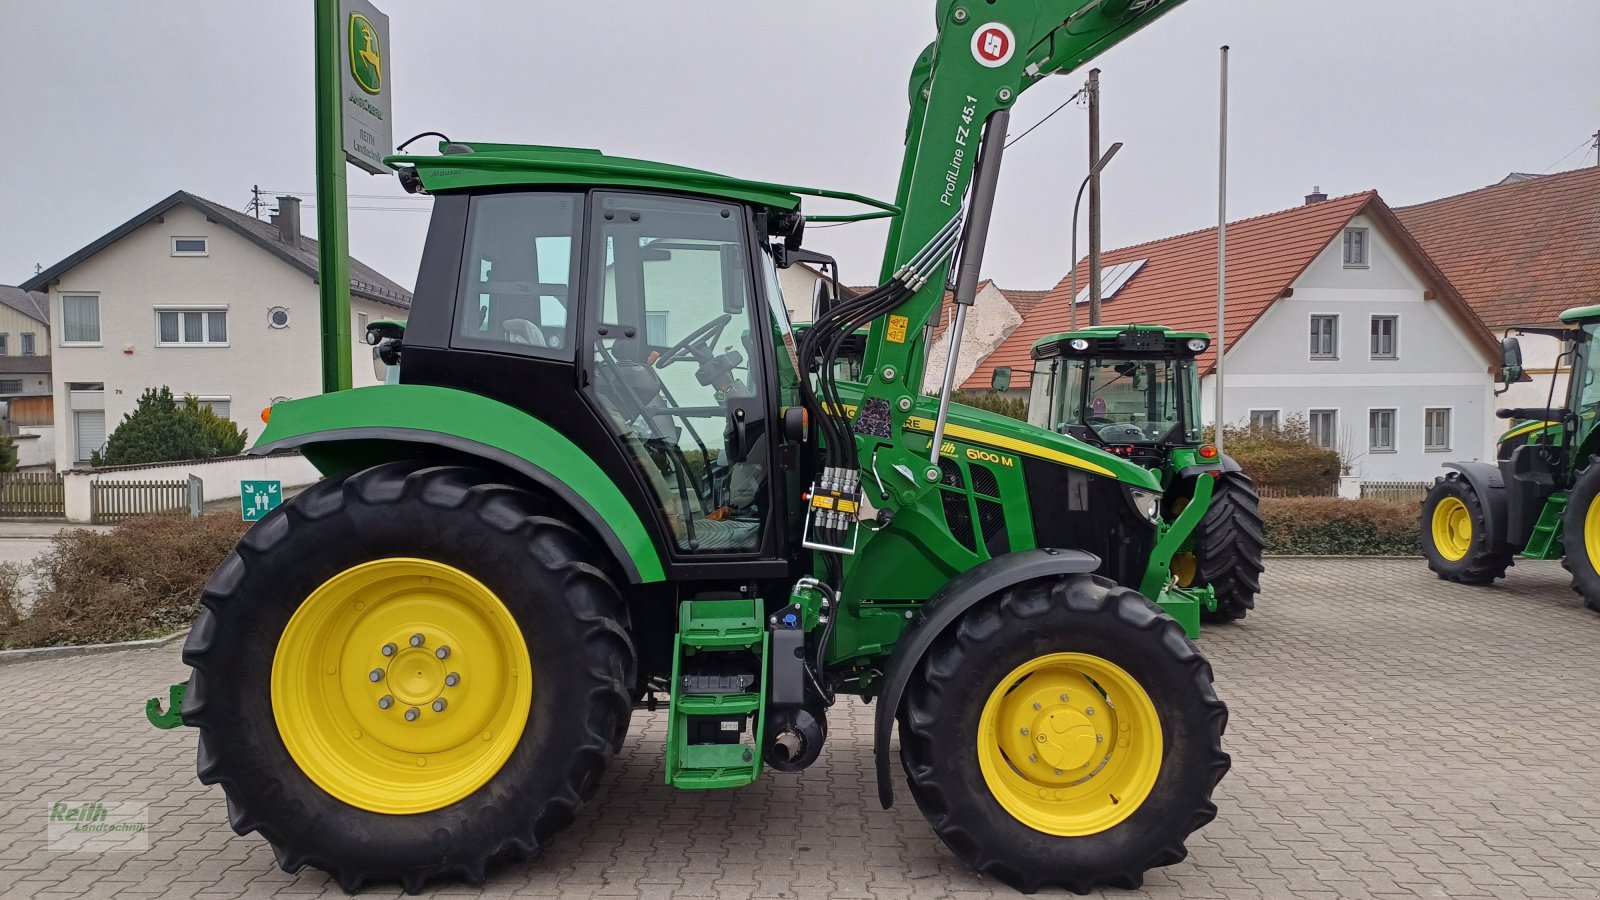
<box><xmin>172</xmin><ymin>237</ymin><xmax>209</xmax><ymax>256</ymax></box>
<box><xmin>1342</xmin><ymin>228</ymin><xmax>1368</xmax><ymax>268</ymax></box>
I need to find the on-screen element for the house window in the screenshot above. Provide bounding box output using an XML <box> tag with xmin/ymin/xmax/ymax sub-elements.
<box><xmin>74</xmin><ymin>410</ymin><xmax>106</xmax><ymax>463</ymax></box>
<box><xmin>1369</xmin><ymin>409</ymin><xmax>1396</xmax><ymax>452</ymax></box>
<box><xmin>195</xmin><ymin>396</ymin><xmax>231</xmax><ymax>420</ymax></box>
<box><xmin>646</xmin><ymin>311</ymin><xmax>670</xmax><ymax>346</ymax></box>
<box><xmin>356</xmin><ymin>311</ymin><xmax>369</xmax><ymax>340</ymax></box>
<box><xmin>0</xmin><ymin>380</ymin><xmax>22</xmax><ymax>394</ymax></box>
<box><xmin>1310</xmin><ymin>314</ymin><xmax>1339</xmax><ymax>359</ymax></box>
<box><xmin>156</xmin><ymin>308</ymin><xmax>229</xmax><ymax>346</ymax></box>
<box><xmin>1309</xmin><ymin>409</ymin><xmax>1338</xmax><ymax>450</ymax></box>
<box><xmin>1343</xmin><ymin>227</ymin><xmax>1369</xmax><ymax>267</ymax></box>
<box><xmin>0</xmin><ymin>334</ymin><xmax>9</xmax><ymax>356</ymax></box>
<box><xmin>1425</xmin><ymin>408</ymin><xmax>1451</xmax><ymax>451</ymax></box>
<box><xmin>21</xmin><ymin>333</ymin><xmax>35</xmax><ymax>357</ymax></box>
<box><xmin>62</xmin><ymin>295</ymin><xmax>101</xmax><ymax>343</ymax></box>
<box><xmin>171</xmin><ymin>237</ymin><xmax>208</xmax><ymax>256</ymax></box>
<box><xmin>1248</xmin><ymin>409</ymin><xmax>1280</xmax><ymax>431</ymax></box>
<box><xmin>1370</xmin><ymin>315</ymin><xmax>1397</xmax><ymax>359</ymax></box>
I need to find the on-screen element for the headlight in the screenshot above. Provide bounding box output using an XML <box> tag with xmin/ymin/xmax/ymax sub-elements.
<box><xmin>1186</xmin><ymin>338</ymin><xmax>1208</xmax><ymax>352</ymax></box>
<box><xmin>1128</xmin><ymin>488</ymin><xmax>1163</xmax><ymax>524</ymax></box>
<box><xmin>1069</xmin><ymin>338</ymin><xmax>1090</xmax><ymax>350</ymax></box>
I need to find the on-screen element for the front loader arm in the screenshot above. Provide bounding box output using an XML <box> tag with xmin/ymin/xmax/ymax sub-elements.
<box><xmin>855</xmin><ymin>0</ymin><xmax>1192</xmax><ymax>502</ymax></box>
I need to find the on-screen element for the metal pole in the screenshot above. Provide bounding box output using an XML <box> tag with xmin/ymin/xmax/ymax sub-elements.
<box><xmin>1069</xmin><ymin>177</ymin><xmax>1086</xmax><ymax>332</ymax></box>
<box><xmin>1215</xmin><ymin>45</ymin><xmax>1229</xmax><ymax>454</ymax></box>
<box><xmin>1086</xmin><ymin>68</ymin><xmax>1104</xmax><ymax>326</ymax></box>
<box><xmin>930</xmin><ymin>109</ymin><xmax>1010</xmax><ymax>464</ymax></box>
<box><xmin>314</xmin><ymin>0</ymin><xmax>354</xmax><ymax>393</ymax></box>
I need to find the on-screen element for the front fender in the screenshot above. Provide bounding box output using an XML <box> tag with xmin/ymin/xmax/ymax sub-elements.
<box><xmin>871</xmin><ymin>547</ymin><xmax>1101</xmax><ymax>809</ymax></box>
<box><xmin>252</xmin><ymin>385</ymin><xmax>665</xmax><ymax>583</ymax></box>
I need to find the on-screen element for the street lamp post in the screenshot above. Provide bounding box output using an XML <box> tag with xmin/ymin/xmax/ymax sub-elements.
<box><xmin>1069</xmin><ymin>141</ymin><xmax>1122</xmax><ymax>331</ymax></box>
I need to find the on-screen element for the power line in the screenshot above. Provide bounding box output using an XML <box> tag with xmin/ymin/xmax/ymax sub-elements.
<box><xmin>1004</xmin><ymin>88</ymin><xmax>1085</xmax><ymax>149</ymax></box>
<box><xmin>1540</xmin><ymin>136</ymin><xmax>1594</xmax><ymax>173</ymax></box>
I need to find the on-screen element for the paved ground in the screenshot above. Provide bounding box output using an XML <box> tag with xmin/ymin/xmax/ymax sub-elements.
<box><xmin>4</xmin><ymin>558</ymin><xmax>1600</xmax><ymax>899</ymax></box>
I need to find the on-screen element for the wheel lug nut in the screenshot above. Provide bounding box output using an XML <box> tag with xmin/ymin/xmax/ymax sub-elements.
<box><xmin>1097</xmin><ymin>734</ymin><xmax>1104</xmax><ymax>743</ymax></box>
<box><xmin>1055</xmin><ymin>769</ymin><xmax>1063</xmax><ymax>775</ymax></box>
<box><xmin>1020</xmin><ymin>727</ymin><xmax>1029</xmax><ymax>736</ymax></box>
<box><xmin>405</xmin><ymin>708</ymin><xmax>420</xmax><ymax>722</ymax></box>
<box><xmin>1028</xmin><ymin>754</ymin><xmax>1038</xmax><ymax>763</ymax></box>
<box><xmin>381</xmin><ymin>643</ymin><xmax>397</xmax><ymax>657</ymax></box>
<box><xmin>410</xmin><ymin>634</ymin><xmax>425</xmax><ymax>647</ymax></box>
<box><xmin>432</xmin><ymin>699</ymin><xmax>447</xmax><ymax>713</ymax></box>
<box><xmin>1032</xmin><ymin>702</ymin><xmax>1042</xmax><ymax>710</ymax></box>
<box><xmin>445</xmin><ymin>673</ymin><xmax>460</xmax><ymax>687</ymax></box>
<box><xmin>378</xmin><ymin>696</ymin><xmax>393</xmax><ymax>709</ymax></box>
<box><xmin>1059</xmin><ymin>693</ymin><xmax>1068</xmax><ymax>702</ymax></box>
<box><xmin>1085</xmin><ymin>707</ymin><xmax>1095</xmax><ymax>716</ymax></box>
<box><xmin>435</xmin><ymin>645</ymin><xmax>451</xmax><ymax>660</ymax></box>
<box><xmin>368</xmin><ymin>669</ymin><xmax>384</xmax><ymax>682</ymax></box>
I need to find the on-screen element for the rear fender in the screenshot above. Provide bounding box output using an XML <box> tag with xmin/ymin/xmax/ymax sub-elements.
<box><xmin>252</xmin><ymin>385</ymin><xmax>665</xmax><ymax>583</ymax></box>
<box><xmin>871</xmin><ymin>548</ymin><xmax>1101</xmax><ymax>809</ymax></box>
<box><xmin>1443</xmin><ymin>461</ymin><xmax>1510</xmax><ymax>553</ymax></box>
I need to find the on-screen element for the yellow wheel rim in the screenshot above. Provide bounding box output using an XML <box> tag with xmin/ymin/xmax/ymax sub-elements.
<box><xmin>1171</xmin><ymin>552</ymin><xmax>1198</xmax><ymax>587</ymax></box>
<box><xmin>271</xmin><ymin>558</ymin><xmax>532</xmax><ymax>815</ymax></box>
<box><xmin>1585</xmin><ymin>499</ymin><xmax>1600</xmax><ymax>565</ymax></box>
<box><xmin>977</xmin><ymin>653</ymin><xmax>1163</xmax><ymax>837</ymax></box>
<box><xmin>1431</xmin><ymin>496</ymin><xmax>1472</xmax><ymax>562</ymax></box>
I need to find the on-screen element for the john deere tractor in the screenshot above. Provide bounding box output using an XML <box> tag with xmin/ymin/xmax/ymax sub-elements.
<box><xmin>153</xmin><ymin>1</ymin><xmax>1233</xmax><ymax>894</ymax></box>
<box><xmin>1026</xmin><ymin>325</ymin><xmax>1266</xmax><ymax>621</ymax></box>
<box><xmin>1422</xmin><ymin>304</ymin><xmax>1600</xmax><ymax>612</ymax></box>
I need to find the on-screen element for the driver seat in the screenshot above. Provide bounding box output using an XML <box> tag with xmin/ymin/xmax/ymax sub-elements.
<box><xmin>502</xmin><ymin>318</ymin><xmax>547</xmax><ymax>347</ymax></box>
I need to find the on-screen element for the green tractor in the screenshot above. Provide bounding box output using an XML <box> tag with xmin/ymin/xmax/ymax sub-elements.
<box><xmin>157</xmin><ymin>2</ymin><xmax>1234</xmax><ymax>894</ymax></box>
<box><xmin>1422</xmin><ymin>304</ymin><xmax>1600</xmax><ymax>611</ymax></box>
<box><xmin>1025</xmin><ymin>325</ymin><xmax>1266</xmax><ymax>622</ymax></box>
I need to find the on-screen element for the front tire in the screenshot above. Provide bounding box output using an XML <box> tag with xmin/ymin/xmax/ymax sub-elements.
<box><xmin>1190</xmin><ymin>471</ymin><xmax>1266</xmax><ymax>623</ymax></box>
<box><xmin>1560</xmin><ymin>456</ymin><xmax>1600</xmax><ymax>613</ymax></box>
<box><xmin>899</xmin><ymin>575</ymin><xmax>1229</xmax><ymax>894</ymax></box>
<box><xmin>181</xmin><ymin>463</ymin><xmax>635</xmax><ymax>893</ymax></box>
<box><xmin>1421</xmin><ymin>472</ymin><xmax>1512</xmax><ymax>585</ymax></box>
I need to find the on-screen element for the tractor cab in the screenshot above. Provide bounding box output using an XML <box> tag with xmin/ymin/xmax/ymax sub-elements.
<box><xmin>1027</xmin><ymin>325</ymin><xmax>1209</xmax><ymax>468</ymax></box>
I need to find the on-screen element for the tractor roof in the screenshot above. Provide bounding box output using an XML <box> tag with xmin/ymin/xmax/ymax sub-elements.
<box><xmin>1558</xmin><ymin>304</ymin><xmax>1600</xmax><ymax>324</ymax></box>
<box><xmin>387</xmin><ymin>142</ymin><xmax>896</xmax><ymax>218</ymax></box>
<box><xmin>1031</xmin><ymin>324</ymin><xmax>1212</xmax><ymax>358</ymax></box>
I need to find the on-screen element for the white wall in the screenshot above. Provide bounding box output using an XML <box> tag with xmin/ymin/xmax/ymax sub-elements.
<box><xmin>14</xmin><ymin>427</ymin><xmax>53</xmax><ymax>468</ymax></box>
<box><xmin>44</xmin><ymin>204</ymin><xmax>404</xmax><ymax>468</ymax></box>
<box><xmin>62</xmin><ymin>452</ymin><xmax>321</xmax><ymax>522</ymax></box>
<box><xmin>922</xmin><ymin>283</ymin><xmax>1021</xmax><ymax>393</ymax></box>
<box><xmin>1203</xmin><ymin>213</ymin><xmax>1496</xmax><ymax>482</ymax></box>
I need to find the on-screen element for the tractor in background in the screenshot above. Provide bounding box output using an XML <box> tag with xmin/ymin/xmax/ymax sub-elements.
<box><xmin>1025</xmin><ymin>325</ymin><xmax>1266</xmax><ymax>622</ymax></box>
<box><xmin>1422</xmin><ymin>304</ymin><xmax>1600</xmax><ymax>611</ymax></box>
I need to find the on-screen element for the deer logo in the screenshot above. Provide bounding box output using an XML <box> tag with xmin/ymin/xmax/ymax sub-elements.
<box><xmin>349</xmin><ymin>13</ymin><xmax>382</xmax><ymax>95</ymax></box>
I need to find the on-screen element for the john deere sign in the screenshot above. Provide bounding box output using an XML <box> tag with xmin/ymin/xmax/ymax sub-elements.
<box><xmin>339</xmin><ymin>0</ymin><xmax>392</xmax><ymax>174</ymax></box>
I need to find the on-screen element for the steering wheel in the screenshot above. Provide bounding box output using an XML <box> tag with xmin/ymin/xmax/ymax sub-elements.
<box><xmin>656</xmin><ymin>313</ymin><xmax>732</xmax><ymax>368</ymax></box>
<box><xmin>1096</xmin><ymin>423</ymin><xmax>1145</xmax><ymax>442</ymax></box>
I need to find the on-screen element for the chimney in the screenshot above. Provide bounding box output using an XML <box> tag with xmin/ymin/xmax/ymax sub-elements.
<box><xmin>275</xmin><ymin>195</ymin><xmax>301</xmax><ymax>245</ymax></box>
<box><xmin>1304</xmin><ymin>185</ymin><xmax>1328</xmax><ymax>206</ymax></box>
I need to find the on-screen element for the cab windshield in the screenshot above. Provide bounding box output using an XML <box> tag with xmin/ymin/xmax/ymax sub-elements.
<box><xmin>1033</xmin><ymin>356</ymin><xmax>1201</xmax><ymax>445</ymax></box>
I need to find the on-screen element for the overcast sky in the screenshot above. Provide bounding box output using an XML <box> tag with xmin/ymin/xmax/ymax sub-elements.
<box><xmin>2</xmin><ymin>1</ymin><xmax>1596</xmax><ymax>295</ymax></box>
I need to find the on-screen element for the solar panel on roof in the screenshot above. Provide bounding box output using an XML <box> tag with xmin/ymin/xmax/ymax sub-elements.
<box><xmin>1069</xmin><ymin>259</ymin><xmax>1148</xmax><ymax>306</ymax></box>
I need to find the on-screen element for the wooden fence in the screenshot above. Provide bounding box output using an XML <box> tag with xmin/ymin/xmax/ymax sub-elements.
<box><xmin>0</xmin><ymin>471</ymin><xmax>65</xmax><ymax>517</ymax></box>
<box><xmin>90</xmin><ymin>480</ymin><xmax>189</xmax><ymax>524</ymax></box>
<box><xmin>1360</xmin><ymin>481</ymin><xmax>1432</xmax><ymax>503</ymax></box>
<box><xmin>1256</xmin><ymin>485</ymin><xmax>1339</xmax><ymax>499</ymax></box>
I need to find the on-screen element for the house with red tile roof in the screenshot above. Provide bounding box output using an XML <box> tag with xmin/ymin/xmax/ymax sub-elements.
<box><xmin>1395</xmin><ymin>166</ymin><xmax>1600</xmax><ymax>412</ymax></box>
<box><xmin>971</xmin><ymin>191</ymin><xmax>1500</xmax><ymax>481</ymax></box>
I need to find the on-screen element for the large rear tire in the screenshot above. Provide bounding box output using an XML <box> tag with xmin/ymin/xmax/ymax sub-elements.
<box><xmin>899</xmin><ymin>575</ymin><xmax>1229</xmax><ymax>894</ymax></box>
<box><xmin>1189</xmin><ymin>471</ymin><xmax>1266</xmax><ymax>623</ymax></box>
<box><xmin>182</xmin><ymin>462</ymin><xmax>635</xmax><ymax>893</ymax></box>
<box><xmin>1559</xmin><ymin>456</ymin><xmax>1600</xmax><ymax>614</ymax></box>
<box><xmin>1421</xmin><ymin>472</ymin><xmax>1512</xmax><ymax>585</ymax></box>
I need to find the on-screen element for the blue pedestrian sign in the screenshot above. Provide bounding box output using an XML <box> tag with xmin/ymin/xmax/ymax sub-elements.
<box><xmin>242</xmin><ymin>480</ymin><xmax>283</xmax><ymax>522</ymax></box>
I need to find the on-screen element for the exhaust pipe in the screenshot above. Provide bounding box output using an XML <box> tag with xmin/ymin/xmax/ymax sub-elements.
<box><xmin>763</xmin><ymin>707</ymin><xmax>827</xmax><ymax>773</ymax></box>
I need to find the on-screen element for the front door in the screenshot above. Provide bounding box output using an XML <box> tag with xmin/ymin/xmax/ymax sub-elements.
<box><xmin>583</xmin><ymin>192</ymin><xmax>773</xmax><ymax>556</ymax></box>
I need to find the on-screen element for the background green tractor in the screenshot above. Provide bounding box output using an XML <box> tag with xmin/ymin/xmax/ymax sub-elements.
<box><xmin>1422</xmin><ymin>304</ymin><xmax>1600</xmax><ymax>612</ymax></box>
<box><xmin>1025</xmin><ymin>325</ymin><xmax>1266</xmax><ymax>622</ymax></box>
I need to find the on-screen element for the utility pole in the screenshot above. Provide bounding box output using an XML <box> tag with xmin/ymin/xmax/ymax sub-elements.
<box><xmin>1592</xmin><ymin>128</ymin><xmax>1600</xmax><ymax>167</ymax></box>
<box><xmin>1215</xmin><ymin>46</ymin><xmax>1230</xmax><ymax>456</ymax></box>
<box><xmin>1087</xmin><ymin>68</ymin><xmax>1104</xmax><ymax>325</ymax></box>
<box><xmin>247</xmin><ymin>185</ymin><xmax>267</xmax><ymax>220</ymax></box>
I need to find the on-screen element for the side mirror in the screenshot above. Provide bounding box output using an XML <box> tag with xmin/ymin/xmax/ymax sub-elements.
<box><xmin>1499</xmin><ymin>336</ymin><xmax>1525</xmax><ymax>385</ymax></box>
<box><xmin>991</xmin><ymin>367</ymin><xmax>1012</xmax><ymax>393</ymax></box>
<box><xmin>720</xmin><ymin>245</ymin><xmax>747</xmax><ymax>314</ymax></box>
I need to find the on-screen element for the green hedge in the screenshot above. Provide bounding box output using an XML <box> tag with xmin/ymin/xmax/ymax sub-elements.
<box><xmin>1261</xmin><ymin>497</ymin><xmax>1419</xmax><ymax>556</ymax></box>
<box><xmin>948</xmin><ymin>391</ymin><xmax>1028</xmax><ymax>421</ymax></box>
<box><xmin>1208</xmin><ymin>415</ymin><xmax>1341</xmax><ymax>496</ymax></box>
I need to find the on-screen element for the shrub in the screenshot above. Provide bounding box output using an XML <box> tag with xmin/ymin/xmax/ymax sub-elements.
<box><xmin>0</xmin><ymin>513</ymin><xmax>249</xmax><ymax>648</ymax></box>
<box><xmin>0</xmin><ymin>430</ymin><xmax>17</xmax><ymax>474</ymax></box>
<box><xmin>94</xmin><ymin>387</ymin><xmax>248</xmax><ymax>467</ymax></box>
<box><xmin>949</xmin><ymin>390</ymin><xmax>1028</xmax><ymax>422</ymax></box>
<box><xmin>1260</xmin><ymin>497</ymin><xmax>1419</xmax><ymax>556</ymax></box>
<box><xmin>1207</xmin><ymin>415</ymin><xmax>1340</xmax><ymax>496</ymax></box>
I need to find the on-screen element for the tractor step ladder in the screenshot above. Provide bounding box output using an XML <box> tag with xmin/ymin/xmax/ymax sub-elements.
<box><xmin>665</xmin><ymin>598</ymin><xmax>767</xmax><ymax>789</ymax></box>
<box><xmin>1523</xmin><ymin>492</ymin><xmax>1569</xmax><ymax>560</ymax></box>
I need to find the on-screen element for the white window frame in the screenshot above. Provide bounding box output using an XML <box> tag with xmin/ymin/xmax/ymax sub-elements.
<box><xmin>60</xmin><ymin>293</ymin><xmax>102</xmax><ymax>346</ymax></box>
<box><xmin>356</xmin><ymin>311</ymin><xmax>369</xmax><ymax>340</ymax></box>
<box><xmin>1310</xmin><ymin>313</ymin><xmax>1339</xmax><ymax>360</ymax></box>
<box><xmin>155</xmin><ymin>305</ymin><xmax>230</xmax><ymax>347</ymax></box>
<box><xmin>192</xmin><ymin>395</ymin><xmax>232</xmax><ymax>419</ymax></box>
<box><xmin>1343</xmin><ymin>227</ymin><xmax>1369</xmax><ymax>268</ymax></box>
<box><xmin>1368</xmin><ymin>407</ymin><xmax>1397</xmax><ymax>453</ymax></box>
<box><xmin>1424</xmin><ymin>407</ymin><xmax>1452</xmax><ymax>452</ymax></box>
<box><xmin>1370</xmin><ymin>314</ymin><xmax>1398</xmax><ymax>360</ymax></box>
<box><xmin>171</xmin><ymin>236</ymin><xmax>209</xmax><ymax>257</ymax></box>
<box><xmin>1309</xmin><ymin>408</ymin><xmax>1339</xmax><ymax>451</ymax></box>
<box><xmin>0</xmin><ymin>333</ymin><xmax>9</xmax><ymax>356</ymax></box>
<box><xmin>1247</xmin><ymin>408</ymin><xmax>1281</xmax><ymax>431</ymax></box>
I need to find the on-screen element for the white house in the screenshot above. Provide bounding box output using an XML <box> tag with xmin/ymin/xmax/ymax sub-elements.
<box><xmin>971</xmin><ymin>189</ymin><xmax>1500</xmax><ymax>483</ymax></box>
<box><xmin>0</xmin><ymin>285</ymin><xmax>55</xmax><ymax>467</ymax></box>
<box><xmin>21</xmin><ymin>192</ymin><xmax>411</xmax><ymax>468</ymax></box>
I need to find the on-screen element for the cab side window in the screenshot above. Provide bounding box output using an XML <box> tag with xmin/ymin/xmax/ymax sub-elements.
<box><xmin>454</xmin><ymin>192</ymin><xmax>580</xmax><ymax>358</ymax></box>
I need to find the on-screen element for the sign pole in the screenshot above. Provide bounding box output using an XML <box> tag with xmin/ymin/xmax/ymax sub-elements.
<box><xmin>314</xmin><ymin>0</ymin><xmax>354</xmax><ymax>393</ymax></box>
<box><xmin>1215</xmin><ymin>45</ymin><xmax>1229</xmax><ymax>455</ymax></box>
